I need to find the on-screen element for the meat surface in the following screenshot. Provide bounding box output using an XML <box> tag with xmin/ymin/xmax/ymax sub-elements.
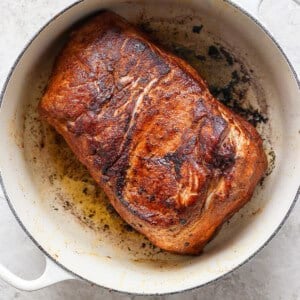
<box><xmin>39</xmin><ymin>11</ymin><xmax>267</xmax><ymax>254</ymax></box>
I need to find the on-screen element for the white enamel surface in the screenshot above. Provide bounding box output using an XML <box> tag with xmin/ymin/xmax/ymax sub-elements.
<box><xmin>0</xmin><ymin>0</ymin><xmax>299</xmax><ymax>295</ymax></box>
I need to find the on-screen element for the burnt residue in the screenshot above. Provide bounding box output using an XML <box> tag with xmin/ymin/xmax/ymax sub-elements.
<box><xmin>210</xmin><ymin>70</ymin><xmax>242</xmax><ymax>103</ymax></box>
<box><xmin>106</xmin><ymin>203</ymin><xmax>117</xmax><ymax>216</ymax></box>
<box><xmin>192</xmin><ymin>25</ymin><xmax>203</xmax><ymax>34</ymax></box>
<box><xmin>265</xmin><ymin>149</ymin><xmax>276</xmax><ymax>176</ymax></box>
<box><xmin>123</xmin><ymin>223</ymin><xmax>134</xmax><ymax>232</ymax></box>
<box><xmin>219</xmin><ymin>47</ymin><xmax>234</xmax><ymax>66</ymax></box>
<box><xmin>141</xmin><ymin>20</ymin><xmax>268</xmax><ymax>136</ymax></box>
<box><xmin>195</xmin><ymin>54</ymin><xmax>206</xmax><ymax>61</ymax></box>
<box><xmin>139</xmin><ymin>21</ymin><xmax>157</xmax><ymax>35</ymax></box>
<box><xmin>172</xmin><ymin>44</ymin><xmax>195</xmax><ymax>61</ymax></box>
<box><xmin>208</xmin><ymin>45</ymin><xmax>222</xmax><ymax>60</ymax></box>
<box><xmin>140</xmin><ymin>27</ymin><xmax>269</xmax><ymax>130</ymax></box>
<box><xmin>209</xmin><ymin>69</ymin><xmax>268</xmax><ymax>127</ymax></box>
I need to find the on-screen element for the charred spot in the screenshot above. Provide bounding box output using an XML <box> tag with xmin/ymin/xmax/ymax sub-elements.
<box><xmin>212</xmin><ymin>152</ymin><xmax>235</xmax><ymax>171</ymax></box>
<box><xmin>106</xmin><ymin>204</ymin><xmax>116</xmax><ymax>215</ymax></box>
<box><xmin>139</xmin><ymin>21</ymin><xmax>155</xmax><ymax>34</ymax></box>
<box><xmin>173</xmin><ymin>44</ymin><xmax>194</xmax><ymax>61</ymax></box>
<box><xmin>192</xmin><ymin>25</ymin><xmax>203</xmax><ymax>34</ymax></box>
<box><xmin>54</xmin><ymin>133</ymin><xmax>63</xmax><ymax>145</ymax></box>
<box><xmin>208</xmin><ymin>45</ymin><xmax>222</xmax><ymax>60</ymax></box>
<box><xmin>88</xmin><ymin>212</ymin><xmax>95</xmax><ymax>218</ymax></box>
<box><xmin>209</xmin><ymin>71</ymin><xmax>241</xmax><ymax>105</ymax></box>
<box><xmin>231</xmin><ymin>70</ymin><xmax>240</xmax><ymax>83</ymax></box>
<box><xmin>103</xmin><ymin>224</ymin><xmax>110</xmax><ymax>231</ymax></box>
<box><xmin>184</xmin><ymin>242</ymin><xmax>190</xmax><ymax>247</ymax></box>
<box><xmin>164</xmin><ymin>152</ymin><xmax>185</xmax><ymax>179</ymax></box>
<box><xmin>241</xmin><ymin>74</ymin><xmax>250</xmax><ymax>83</ymax></box>
<box><xmin>219</xmin><ymin>47</ymin><xmax>234</xmax><ymax>66</ymax></box>
<box><xmin>231</xmin><ymin>106</ymin><xmax>268</xmax><ymax>127</ymax></box>
<box><xmin>213</xmin><ymin>86</ymin><xmax>231</xmax><ymax>104</ymax></box>
<box><xmin>101</xmin><ymin>161</ymin><xmax>111</xmax><ymax>176</ymax></box>
<box><xmin>196</xmin><ymin>54</ymin><xmax>206</xmax><ymax>61</ymax></box>
<box><xmin>209</xmin><ymin>85</ymin><xmax>220</xmax><ymax>98</ymax></box>
<box><xmin>123</xmin><ymin>224</ymin><xmax>134</xmax><ymax>232</ymax></box>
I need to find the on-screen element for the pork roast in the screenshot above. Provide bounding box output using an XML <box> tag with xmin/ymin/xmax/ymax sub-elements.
<box><xmin>39</xmin><ymin>11</ymin><xmax>267</xmax><ymax>254</ymax></box>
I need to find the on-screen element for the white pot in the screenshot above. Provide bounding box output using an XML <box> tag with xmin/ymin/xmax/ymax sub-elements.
<box><xmin>0</xmin><ymin>0</ymin><xmax>299</xmax><ymax>295</ymax></box>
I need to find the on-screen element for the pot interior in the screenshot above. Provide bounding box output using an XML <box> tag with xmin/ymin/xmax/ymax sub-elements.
<box><xmin>0</xmin><ymin>0</ymin><xmax>299</xmax><ymax>295</ymax></box>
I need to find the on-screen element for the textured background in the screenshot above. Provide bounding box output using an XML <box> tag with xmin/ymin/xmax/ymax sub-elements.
<box><xmin>0</xmin><ymin>0</ymin><xmax>299</xmax><ymax>299</ymax></box>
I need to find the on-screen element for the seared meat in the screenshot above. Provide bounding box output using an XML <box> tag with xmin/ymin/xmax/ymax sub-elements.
<box><xmin>39</xmin><ymin>11</ymin><xmax>267</xmax><ymax>254</ymax></box>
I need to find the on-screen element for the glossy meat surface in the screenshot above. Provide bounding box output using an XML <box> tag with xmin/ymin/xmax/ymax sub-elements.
<box><xmin>39</xmin><ymin>11</ymin><xmax>267</xmax><ymax>254</ymax></box>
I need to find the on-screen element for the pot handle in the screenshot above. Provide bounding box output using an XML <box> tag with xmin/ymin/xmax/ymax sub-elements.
<box><xmin>0</xmin><ymin>256</ymin><xmax>74</xmax><ymax>291</ymax></box>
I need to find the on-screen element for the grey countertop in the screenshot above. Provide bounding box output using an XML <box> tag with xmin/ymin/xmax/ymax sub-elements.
<box><xmin>0</xmin><ymin>0</ymin><xmax>299</xmax><ymax>299</ymax></box>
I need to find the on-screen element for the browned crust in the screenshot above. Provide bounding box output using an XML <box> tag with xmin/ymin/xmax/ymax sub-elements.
<box><xmin>39</xmin><ymin>11</ymin><xmax>267</xmax><ymax>254</ymax></box>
